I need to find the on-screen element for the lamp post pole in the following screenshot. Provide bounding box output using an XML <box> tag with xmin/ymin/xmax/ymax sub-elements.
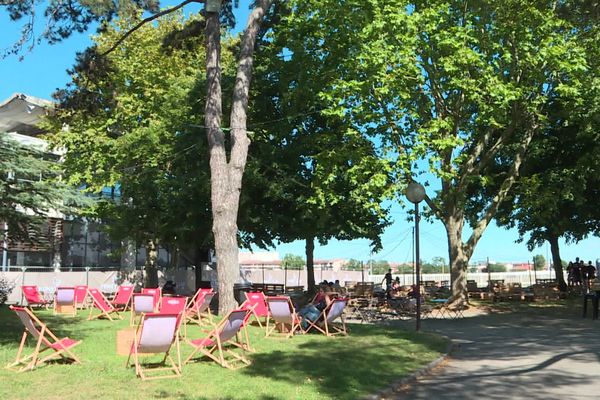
<box><xmin>406</xmin><ymin>182</ymin><xmax>426</xmax><ymax>332</ymax></box>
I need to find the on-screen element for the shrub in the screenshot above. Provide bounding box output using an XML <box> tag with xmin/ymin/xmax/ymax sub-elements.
<box><xmin>0</xmin><ymin>276</ymin><xmax>15</xmax><ymax>305</ymax></box>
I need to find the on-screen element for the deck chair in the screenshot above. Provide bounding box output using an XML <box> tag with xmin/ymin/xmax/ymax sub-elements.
<box><xmin>160</xmin><ymin>296</ymin><xmax>188</xmax><ymax>314</ymax></box>
<box><xmin>305</xmin><ymin>298</ymin><xmax>349</xmax><ymax>337</ymax></box>
<box><xmin>131</xmin><ymin>293</ymin><xmax>156</xmax><ymax>326</ymax></box>
<box><xmin>74</xmin><ymin>285</ymin><xmax>89</xmax><ymax>309</ymax></box>
<box><xmin>241</xmin><ymin>291</ymin><xmax>270</xmax><ymax>327</ymax></box>
<box><xmin>189</xmin><ymin>288</ymin><xmax>214</xmax><ymax>306</ymax></box>
<box><xmin>54</xmin><ymin>287</ymin><xmax>76</xmax><ymax>316</ymax></box>
<box><xmin>265</xmin><ymin>296</ymin><xmax>303</xmax><ymax>338</ymax></box>
<box><xmin>111</xmin><ymin>285</ymin><xmax>134</xmax><ymax>311</ymax></box>
<box><xmin>126</xmin><ymin>313</ymin><xmax>181</xmax><ymax>380</ymax></box>
<box><xmin>184</xmin><ymin>291</ymin><xmax>215</xmax><ymax>331</ymax></box>
<box><xmin>21</xmin><ymin>285</ymin><xmax>51</xmax><ymax>308</ymax></box>
<box><xmin>141</xmin><ymin>287</ymin><xmax>162</xmax><ymax>311</ymax></box>
<box><xmin>7</xmin><ymin>306</ymin><xmax>82</xmax><ymax>372</ymax></box>
<box><xmin>184</xmin><ymin>308</ymin><xmax>251</xmax><ymax>370</ymax></box>
<box><xmin>87</xmin><ymin>288</ymin><xmax>122</xmax><ymax>321</ymax></box>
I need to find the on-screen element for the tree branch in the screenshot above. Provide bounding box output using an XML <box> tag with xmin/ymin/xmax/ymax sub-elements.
<box><xmin>101</xmin><ymin>0</ymin><xmax>198</xmax><ymax>56</ymax></box>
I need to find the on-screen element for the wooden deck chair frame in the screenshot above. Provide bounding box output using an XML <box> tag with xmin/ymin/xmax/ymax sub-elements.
<box><xmin>184</xmin><ymin>309</ymin><xmax>251</xmax><ymax>370</ymax></box>
<box><xmin>87</xmin><ymin>288</ymin><xmax>122</xmax><ymax>321</ymax></box>
<box><xmin>111</xmin><ymin>285</ymin><xmax>134</xmax><ymax>311</ymax></box>
<box><xmin>6</xmin><ymin>306</ymin><xmax>82</xmax><ymax>372</ymax></box>
<box><xmin>265</xmin><ymin>296</ymin><xmax>303</xmax><ymax>339</ymax></box>
<box><xmin>305</xmin><ymin>298</ymin><xmax>349</xmax><ymax>337</ymax></box>
<box><xmin>184</xmin><ymin>292</ymin><xmax>215</xmax><ymax>336</ymax></box>
<box><xmin>188</xmin><ymin>288</ymin><xmax>214</xmax><ymax>307</ymax></box>
<box><xmin>21</xmin><ymin>285</ymin><xmax>51</xmax><ymax>309</ymax></box>
<box><xmin>126</xmin><ymin>313</ymin><xmax>181</xmax><ymax>381</ymax></box>
<box><xmin>241</xmin><ymin>291</ymin><xmax>269</xmax><ymax>327</ymax></box>
<box><xmin>54</xmin><ymin>287</ymin><xmax>77</xmax><ymax>316</ymax></box>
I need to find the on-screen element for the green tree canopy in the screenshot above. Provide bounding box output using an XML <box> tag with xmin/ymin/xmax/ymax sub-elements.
<box><xmin>0</xmin><ymin>132</ymin><xmax>91</xmax><ymax>244</ymax></box>
<box><xmin>281</xmin><ymin>253</ymin><xmax>305</xmax><ymax>270</ymax></box>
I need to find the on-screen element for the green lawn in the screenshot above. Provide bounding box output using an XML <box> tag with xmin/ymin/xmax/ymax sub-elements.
<box><xmin>0</xmin><ymin>306</ymin><xmax>448</xmax><ymax>400</ymax></box>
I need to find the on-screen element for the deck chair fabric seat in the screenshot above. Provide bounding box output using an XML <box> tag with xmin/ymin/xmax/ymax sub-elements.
<box><xmin>184</xmin><ymin>291</ymin><xmax>215</xmax><ymax>329</ymax></box>
<box><xmin>305</xmin><ymin>298</ymin><xmax>349</xmax><ymax>337</ymax></box>
<box><xmin>111</xmin><ymin>285</ymin><xmax>134</xmax><ymax>311</ymax></box>
<box><xmin>7</xmin><ymin>306</ymin><xmax>82</xmax><ymax>372</ymax></box>
<box><xmin>184</xmin><ymin>308</ymin><xmax>251</xmax><ymax>369</ymax></box>
<box><xmin>88</xmin><ymin>288</ymin><xmax>122</xmax><ymax>321</ymax></box>
<box><xmin>126</xmin><ymin>313</ymin><xmax>181</xmax><ymax>380</ymax></box>
<box><xmin>54</xmin><ymin>287</ymin><xmax>76</xmax><ymax>316</ymax></box>
<box><xmin>74</xmin><ymin>285</ymin><xmax>89</xmax><ymax>309</ymax></box>
<box><xmin>241</xmin><ymin>291</ymin><xmax>270</xmax><ymax>327</ymax></box>
<box><xmin>21</xmin><ymin>286</ymin><xmax>51</xmax><ymax>308</ymax></box>
<box><xmin>265</xmin><ymin>296</ymin><xmax>303</xmax><ymax>338</ymax></box>
<box><xmin>131</xmin><ymin>293</ymin><xmax>156</xmax><ymax>326</ymax></box>
<box><xmin>141</xmin><ymin>288</ymin><xmax>162</xmax><ymax>311</ymax></box>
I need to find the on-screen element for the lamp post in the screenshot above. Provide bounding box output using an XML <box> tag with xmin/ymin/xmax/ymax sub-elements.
<box><xmin>406</xmin><ymin>182</ymin><xmax>426</xmax><ymax>331</ymax></box>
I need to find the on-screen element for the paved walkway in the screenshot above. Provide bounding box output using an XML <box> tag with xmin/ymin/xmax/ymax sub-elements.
<box><xmin>383</xmin><ymin>304</ymin><xmax>600</xmax><ymax>400</ymax></box>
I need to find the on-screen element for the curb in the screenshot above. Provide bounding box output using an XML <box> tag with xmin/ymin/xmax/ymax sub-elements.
<box><xmin>363</xmin><ymin>337</ymin><xmax>455</xmax><ymax>400</ymax></box>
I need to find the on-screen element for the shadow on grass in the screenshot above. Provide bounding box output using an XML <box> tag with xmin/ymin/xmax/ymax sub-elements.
<box><xmin>242</xmin><ymin>324</ymin><xmax>447</xmax><ymax>400</ymax></box>
<box><xmin>0</xmin><ymin>305</ymin><xmax>109</xmax><ymax>347</ymax></box>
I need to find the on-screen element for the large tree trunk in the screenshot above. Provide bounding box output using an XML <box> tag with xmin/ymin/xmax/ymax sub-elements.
<box><xmin>205</xmin><ymin>2</ymin><xmax>272</xmax><ymax>315</ymax></box>
<box><xmin>144</xmin><ymin>238</ymin><xmax>159</xmax><ymax>288</ymax></box>
<box><xmin>305</xmin><ymin>236</ymin><xmax>316</xmax><ymax>294</ymax></box>
<box><xmin>548</xmin><ymin>234</ymin><xmax>567</xmax><ymax>292</ymax></box>
<box><xmin>446</xmin><ymin>216</ymin><xmax>470</xmax><ymax>305</ymax></box>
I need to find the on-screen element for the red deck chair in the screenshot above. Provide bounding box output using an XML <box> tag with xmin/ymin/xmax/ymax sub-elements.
<box><xmin>74</xmin><ymin>285</ymin><xmax>89</xmax><ymax>309</ymax></box>
<box><xmin>141</xmin><ymin>287</ymin><xmax>162</xmax><ymax>311</ymax></box>
<box><xmin>241</xmin><ymin>291</ymin><xmax>270</xmax><ymax>327</ymax></box>
<box><xmin>87</xmin><ymin>288</ymin><xmax>122</xmax><ymax>321</ymax></box>
<box><xmin>111</xmin><ymin>285</ymin><xmax>134</xmax><ymax>311</ymax></box>
<box><xmin>160</xmin><ymin>296</ymin><xmax>188</xmax><ymax>315</ymax></box>
<box><xmin>54</xmin><ymin>287</ymin><xmax>76</xmax><ymax>316</ymax></box>
<box><xmin>21</xmin><ymin>286</ymin><xmax>51</xmax><ymax>309</ymax></box>
<box><xmin>265</xmin><ymin>296</ymin><xmax>303</xmax><ymax>338</ymax></box>
<box><xmin>7</xmin><ymin>306</ymin><xmax>82</xmax><ymax>372</ymax></box>
<box><xmin>305</xmin><ymin>298</ymin><xmax>349</xmax><ymax>336</ymax></box>
<box><xmin>184</xmin><ymin>291</ymin><xmax>215</xmax><ymax>333</ymax></box>
<box><xmin>126</xmin><ymin>313</ymin><xmax>181</xmax><ymax>380</ymax></box>
<box><xmin>131</xmin><ymin>293</ymin><xmax>156</xmax><ymax>326</ymax></box>
<box><xmin>184</xmin><ymin>308</ymin><xmax>251</xmax><ymax>370</ymax></box>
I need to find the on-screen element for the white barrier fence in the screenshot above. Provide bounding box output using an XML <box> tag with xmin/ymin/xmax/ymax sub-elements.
<box><xmin>1</xmin><ymin>268</ymin><xmax>563</xmax><ymax>305</ymax></box>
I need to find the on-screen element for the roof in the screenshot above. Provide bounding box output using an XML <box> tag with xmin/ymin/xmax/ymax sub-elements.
<box><xmin>0</xmin><ymin>93</ymin><xmax>53</xmax><ymax>136</ymax></box>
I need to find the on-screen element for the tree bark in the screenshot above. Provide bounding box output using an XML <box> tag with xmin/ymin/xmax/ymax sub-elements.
<box><xmin>445</xmin><ymin>215</ymin><xmax>470</xmax><ymax>305</ymax></box>
<box><xmin>548</xmin><ymin>234</ymin><xmax>567</xmax><ymax>292</ymax></box>
<box><xmin>305</xmin><ymin>236</ymin><xmax>316</xmax><ymax>294</ymax></box>
<box><xmin>144</xmin><ymin>238</ymin><xmax>159</xmax><ymax>288</ymax></box>
<box><xmin>205</xmin><ymin>1</ymin><xmax>272</xmax><ymax>315</ymax></box>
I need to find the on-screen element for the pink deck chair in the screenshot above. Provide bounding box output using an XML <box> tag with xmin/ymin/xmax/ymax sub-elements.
<box><xmin>241</xmin><ymin>291</ymin><xmax>270</xmax><ymax>327</ymax></box>
<box><xmin>54</xmin><ymin>287</ymin><xmax>76</xmax><ymax>316</ymax></box>
<box><xmin>265</xmin><ymin>296</ymin><xmax>303</xmax><ymax>338</ymax></box>
<box><xmin>126</xmin><ymin>313</ymin><xmax>181</xmax><ymax>380</ymax></box>
<box><xmin>131</xmin><ymin>293</ymin><xmax>156</xmax><ymax>326</ymax></box>
<box><xmin>160</xmin><ymin>296</ymin><xmax>188</xmax><ymax>316</ymax></box>
<box><xmin>7</xmin><ymin>306</ymin><xmax>82</xmax><ymax>372</ymax></box>
<box><xmin>305</xmin><ymin>298</ymin><xmax>349</xmax><ymax>336</ymax></box>
<box><xmin>21</xmin><ymin>286</ymin><xmax>51</xmax><ymax>308</ymax></box>
<box><xmin>184</xmin><ymin>291</ymin><xmax>215</xmax><ymax>332</ymax></box>
<box><xmin>74</xmin><ymin>285</ymin><xmax>89</xmax><ymax>309</ymax></box>
<box><xmin>184</xmin><ymin>308</ymin><xmax>251</xmax><ymax>370</ymax></box>
<box><xmin>87</xmin><ymin>288</ymin><xmax>122</xmax><ymax>321</ymax></box>
<box><xmin>111</xmin><ymin>285</ymin><xmax>134</xmax><ymax>311</ymax></box>
<box><xmin>141</xmin><ymin>287</ymin><xmax>162</xmax><ymax>311</ymax></box>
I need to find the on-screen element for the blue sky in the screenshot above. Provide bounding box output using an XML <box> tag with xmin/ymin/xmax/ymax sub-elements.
<box><xmin>1</xmin><ymin>2</ymin><xmax>598</xmax><ymax>265</ymax></box>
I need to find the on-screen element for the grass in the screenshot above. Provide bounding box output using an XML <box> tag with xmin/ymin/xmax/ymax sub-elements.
<box><xmin>0</xmin><ymin>306</ymin><xmax>448</xmax><ymax>400</ymax></box>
